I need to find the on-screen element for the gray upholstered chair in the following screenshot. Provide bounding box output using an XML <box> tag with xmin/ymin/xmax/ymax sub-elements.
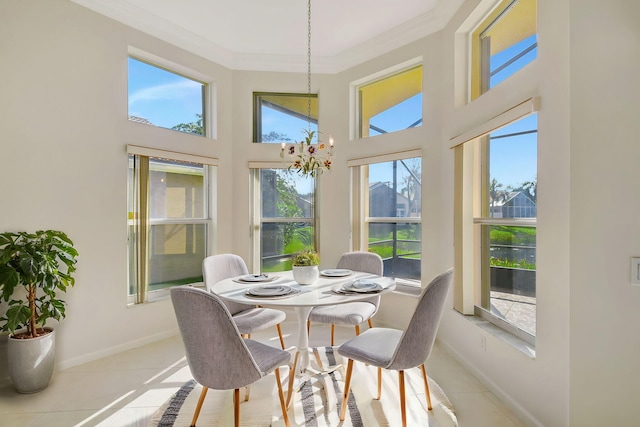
<box><xmin>308</xmin><ymin>251</ymin><xmax>384</xmax><ymax>345</ymax></box>
<box><xmin>337</xmin><ymin>268</ymin><xmax>453</xmax><ymax>427</ymax></box>
<box><xmin>170</xmin><ymin>286</ymin><xmax>291</xmax><ymax>427</ymax></box>
<box><xmin>203</xmin><ymin>254</ymin><xmax>286</xmax><ymax>349</ymax></box>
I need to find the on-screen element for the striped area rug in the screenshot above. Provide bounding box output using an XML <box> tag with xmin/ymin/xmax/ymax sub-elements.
<box><xmin>148</xmin><ymin>347</ymin><xmax>457</xmax><ymax>427</ymax></box>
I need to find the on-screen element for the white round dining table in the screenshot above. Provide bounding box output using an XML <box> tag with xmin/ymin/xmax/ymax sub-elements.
<box><xmin>212</xmin><ymin>270</ymin><xmax>396</xmax><ymax>375</ymax></box>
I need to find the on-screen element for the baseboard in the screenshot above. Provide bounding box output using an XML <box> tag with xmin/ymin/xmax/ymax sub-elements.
<box><xmin>56</xmin><ymin>328</ymin><xmax>180</xmax><ymax>371</ymax></box>
<box><xmin>436</xmin><ymin>338</ymin><xmax>543</xmax><ymax>427</ymax></box>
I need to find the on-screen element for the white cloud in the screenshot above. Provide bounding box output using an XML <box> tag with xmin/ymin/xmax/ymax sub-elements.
<box><xmin>128</xmin><ymin>80</ymin><xmax>201</xmax><ymax>106</ymax></box>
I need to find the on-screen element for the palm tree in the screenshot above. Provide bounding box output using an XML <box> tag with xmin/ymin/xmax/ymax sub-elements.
<box><xmin>489</xmin><ymin>178</ymin><xmax>507</xmax><ymax>212</ymax></box>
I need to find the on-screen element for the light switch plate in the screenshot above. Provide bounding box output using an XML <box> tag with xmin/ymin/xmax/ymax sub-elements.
<box><xmin>631</xmin><ymin>258</ymin><xmax>640</xmax><ymax>285</ymax></box>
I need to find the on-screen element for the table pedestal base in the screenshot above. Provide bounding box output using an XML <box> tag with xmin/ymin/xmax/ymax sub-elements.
<box><xmin>284</xmin><ymin>306</ymin><xmax>343</xmax><ymax>407</ymax></box>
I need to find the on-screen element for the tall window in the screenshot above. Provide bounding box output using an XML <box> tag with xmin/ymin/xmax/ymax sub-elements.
<box><xmin>357</xmin><ymin>65</ymin><xmax>422</xmax><ymax>139</ymax></box>
<box><xmin>351</xmin><ymin>154</ymin><xmax>422</xmax><ymax>285</ymax></box>
<box><xmin>128</xmin><ymin>154</ymin><xmax>213</xmax><ymax>302</ymax></box>
<box><xmin>253</xmin><ymin>92</ymin><xmax>319</xmax><ymax>143</ymax></box>
<box><xmin>471</xmin><ymin>0</ymin><xmax>537</xmax><ymax>100</ymax></box>
<box><xmin>454</xmin><ymin>103</ymin><xmax>538</xmax><ymax>343</ymax></box>
<box><xmin>252</xmin><ymin>169</ymin><xmax>316</xmax><ymax>272</ymax></box>
<box><xmin>128</xmin><ymin>57</ymin><xmax>207</xmax><ymax>136</ymax></box>
<box><xmin>479</xmin><ymin>114</ymin><xmax>537</xmax><ymax>338</ymax></box>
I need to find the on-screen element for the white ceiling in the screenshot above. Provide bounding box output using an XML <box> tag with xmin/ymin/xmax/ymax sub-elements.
<box><xmin>71</xmin><ymin>0</ymin><xmax>464</xmax><ymax>73</ymax></box>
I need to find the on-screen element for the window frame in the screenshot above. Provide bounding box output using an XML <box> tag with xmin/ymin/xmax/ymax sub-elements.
<box><xmin>249</xmin><ymin>165</ymin><xmax>318</xmax><ymax>273</ymax></box>
<box><xmin>253</xmin><ymin>92</ymin><xmax>319</xmax><ymax>143</ymax></box>
<box><xmin>349</xmin><ymin>58</ymin><xmax>423</xmax><ymax>141</ymax></box>
<box><xmin>349</xmin><ymin>150</ymin><xmax>423</xmax><ymax>289</ymax></box>
<box><xmin>127</xmin><ymin>47</ymin><xmax>216</xmax><ymax>138</ymax></box>
<box><xmin>127</xmin><ymin>145</ymin><xmax>218</xmax><ymax>304</ymax></box>
<box><xmin>469</xmin><ymin>0</ymin><xmax>538</xmax><ymax>101</ymax></box>
<box><xmin>452</xmin><ymin>99</ymin><xmax>539</xmax><ymax>345</ymax></box>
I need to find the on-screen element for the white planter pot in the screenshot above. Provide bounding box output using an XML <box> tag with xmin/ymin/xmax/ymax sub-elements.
<box><xmin>8</xmin><ymin>328</ymin><xmax>55</xmax><ymax>393</ymax></box>
<box><xmin>292</xmin><ymin>265</ymin><xmax>319</xmax><ymax>285</ymax></box>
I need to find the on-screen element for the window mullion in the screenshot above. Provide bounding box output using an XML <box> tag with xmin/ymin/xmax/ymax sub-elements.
<box><xmin>135</xmin><ymin>155</ymin><xmax>150</xmax><ymax>304</ymax></box>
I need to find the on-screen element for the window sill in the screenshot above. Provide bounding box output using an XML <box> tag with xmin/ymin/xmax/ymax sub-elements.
<box><xmin>461</xmin><ymin>312</ymin><xmax>536</xmax><ymax>359</ymax></box>
<box><xmin>128</xmin><ymin>282</ymin><xmax>205</xmax><ymax>305</ymax></box>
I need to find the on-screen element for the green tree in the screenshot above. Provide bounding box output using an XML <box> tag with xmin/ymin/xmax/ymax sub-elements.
<box><xmin>520</xmin><ymin>178</ymin><xmax>537</xmax><ymax>203</ymax></box>
<box><xmin>172</xmin><ymin>114</ymin><xmax>203</xmax><ymax>135</ymax></box>
<box><xmin>275</xmin><ymin>172</ymin><xmax>303</xmax><ymax>248</ymax></box>
<box><xmin>399</xmin><ymin>158</ymin><xmax>421</xmax><ymax>240</ymax></box>
<box><xmin>262</xmin><ymin>131</ymin><xmax>291</xmax><ymax>142</ymax></box>
<box><xmin>489</xmin><ymin>178</ymin><xmax>507</xmax><ymax>213</ymax></box>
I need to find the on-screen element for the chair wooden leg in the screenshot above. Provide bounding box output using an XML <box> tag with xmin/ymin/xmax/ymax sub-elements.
<box><xmin>331</xmin><ymin>324</ymin><xmax>335</xmax><ymax>346</ymax></box>
<box><xmin>420</xmin><ymin>364</ymin><xmax>433</xmax><ymax>410</ymax></box>
<box><xmin>233</xmin><ymin>388</ymin><xmax>240</xmax><ymax>427</ymax></box>
<box><xmin>377</xmin><ymin>367</ymin><xmax>382</xmax><ymax>400</ymax></box>
<box><xmin>313</xmin><ymin>347</ymin><xmax>323</xmax><ymax>368</ymax></box>
<box><xmin>355</xmin><ymin>324</ymin><xmax>360</xmax><ymax>335</ymax></box>
<box><xmin>340</xmin><ymin>359</ymin><xmax>354</xmax><ymax>421</ymax></box>
<box><xmin>286</xmin><ymin>351</ymin><xmax>299</xmax><ymax>408</ymax></box>
<box><xmin>190</xmin><ymin>386</ymin><xmax>208</xmax><ymax>427</ymax></box>
<box><xmin>399</xmin><ymin>370</ymin><xmax>406</xmax><ymax>427</ymax></box>
<box><xmin>275</xmin><ymin>368</ymin><xmax>290</xmax><ymax>427</ymax></box>
<box><xmin>276</xmin><ymin>323</ymin><xmax>285</xmax><ymax>349</ymax></box>
<box><xmin>307</xmin><ymin>319</ymin><xmax>311</xmax><ymax>336</ymax></box>
<box><xmin>367</xmin><ymin>318</ymin><xmax>373</xmax><ymax>328</ymax></box>
<box><xmin>244</xmin><ymin>385</ymin><xmax>250</xmax><ymax>402</ymax></box>
<box><xmin>247</xmin><ymin>333</ymin><xmax>251</xmax><ymax>339</ymax></box>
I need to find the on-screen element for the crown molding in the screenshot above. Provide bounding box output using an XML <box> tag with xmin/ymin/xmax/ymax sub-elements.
<box><xmin>72</xmin><ymin>0</ymin><xmax>464</xmax><ymax>74</ymax></box>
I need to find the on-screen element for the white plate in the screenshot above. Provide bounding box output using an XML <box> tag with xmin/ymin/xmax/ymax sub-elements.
<box><xmin>342</xmin><ymin>279</ymin><xmax>382</xmax><ymax>292</ymax></box>
<box><xmin>320</xmin><ymin>269</ymin><xmax>353</xmax><ymax>277</ymax></box>
<box><xmin>238</xmin><ymin>274</ymin><xmax>273</xmax><ymax>282</ymax></box>
<box><xmin>247</xmin><ymin>285</ymin><xmax>294</xmax><ymax>297</ymax></box>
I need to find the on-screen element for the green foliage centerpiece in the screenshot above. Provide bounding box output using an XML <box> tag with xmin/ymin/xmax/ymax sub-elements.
<box><xmin>292</xmin><ymin>250</ymin><xmax>320</xmax><ymax>285</ymax></box>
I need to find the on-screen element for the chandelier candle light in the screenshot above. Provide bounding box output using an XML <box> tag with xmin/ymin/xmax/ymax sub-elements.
<box><xmin>280</xmin><ymin>130</ymin><xmax>334</xmax><ymax>178</ymax></box>
<box><xmin>280</xmin><ymin>0</ymin><xmax>335</xmax><ymax>178</ymax></box>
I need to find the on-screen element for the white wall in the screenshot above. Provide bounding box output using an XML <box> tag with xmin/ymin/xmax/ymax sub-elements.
<box><xmin>435</xmin><ymin>0</ymin><xmax>572</xmax><ymax>425</ymax></box>
<box><xmin>569</xmin><ymin>0</ymin><xmax>640</xmax><ymax>424</ymax></box>
<box><xmin>0</xmin><ymin>0</ymin><xmax>234</xmax><ymax>373</ymax></box>
<box><xmin>435</xmin><ymin>0</ymin><xmax>640</xmax><ymax>425</ymax></box>
<box><xmin>2</xmin><ymin>0</ymin><xmax>640</xmax><ymax>425</ymax></box>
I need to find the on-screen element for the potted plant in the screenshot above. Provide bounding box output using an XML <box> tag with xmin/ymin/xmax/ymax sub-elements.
<box><xmin>0</xmin><ymin>230</ymin><xmax>78</xmax><ymax>393</ymax></box>
<box><xmin>292</xmin><ymin>250</ymin><xmax>319</xmax><ymax>285</ymax></box>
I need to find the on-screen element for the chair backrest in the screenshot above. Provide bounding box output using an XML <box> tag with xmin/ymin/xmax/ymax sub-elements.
<box><xmin>203</xmin><ymin>254</ymin><xmax>251</xmax><ymax>315</ymax></box>
<box><xmin>337</xmin><ymin>251</ymin><xmax>384</xmax><ymax>276</ymax></box>
<box><xmin>386</xmin><ymin>268</ymin><xmax>453</xmax><ymax>371</ymax></box>
<box><xmin>337</xmin><ymin>251</ymin><xmax>384</xmax><ymax>306</ymax></box>
<box><xmin>170</xmin><ymin>286</ymin><xmax>263</xmax><ymax>390</ymax></box>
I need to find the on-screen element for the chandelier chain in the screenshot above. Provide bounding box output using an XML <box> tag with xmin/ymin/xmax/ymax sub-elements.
<box><xmin>280</xmin><ymin>0</ymin><xmax>334</xmax><ymax>178</ymax></box>
<box><xmin>307</xmin><ymin>0</ymin><xmax>312</xmax><ymax>132</ymax></box>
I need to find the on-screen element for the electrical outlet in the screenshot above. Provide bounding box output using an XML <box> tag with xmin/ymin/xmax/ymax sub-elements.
<box><xmin>632</xmin><ymin>257</ymin><xmax>640</xmax><ymax>286</ymax></box>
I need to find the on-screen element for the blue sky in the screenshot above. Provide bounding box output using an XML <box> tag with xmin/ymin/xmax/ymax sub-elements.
<box><xmin>490</xmin><ymin>114</ymin><xmax>537</xmax><ymax>189</ymax></box>
<box><xmin>128</xmin><ymin>58</ymin><xmax>203</xmax><ymax>129</ymax></box>
<box><xmin>261</xmin><ymin>106</ymin><xmax>318</xmax><ymax>143</ymax></box>
<box><xmin>488</xmin><ymin>35</ymin><xmax>538</xmax><ymax>189</ymax></box>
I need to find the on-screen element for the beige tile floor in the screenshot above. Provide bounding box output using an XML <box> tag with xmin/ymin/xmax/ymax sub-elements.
<box><xmin>0</xmin><ymin>321</ymin><xmax>527</xmax><ymax>427</ymax></box>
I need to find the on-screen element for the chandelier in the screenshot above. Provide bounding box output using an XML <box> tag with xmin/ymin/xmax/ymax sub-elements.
<box><xmin>280</xmin><ymin>0</ymin><xmax>334</xmax><ymax>178</ymax></box>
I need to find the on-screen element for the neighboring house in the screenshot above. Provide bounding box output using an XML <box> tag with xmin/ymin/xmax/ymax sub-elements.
<box><xmin>369</xmin><ymin>182</ymin><xmax>418</xmax><ymax>218</ymax></box>
<box><xmin>128</xmin><ymin>115</ymin><xmax>154</xmax><ymax>125</ymax></box>
<box><xmin>295</xmin><ymin>193</ymin><xmax>314</xmax><ymax>218</ymax></box>
<box><xmin>490</xmin><ymin>191</ymin><xmax>537</xmax><ymax>218</ymax></box>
